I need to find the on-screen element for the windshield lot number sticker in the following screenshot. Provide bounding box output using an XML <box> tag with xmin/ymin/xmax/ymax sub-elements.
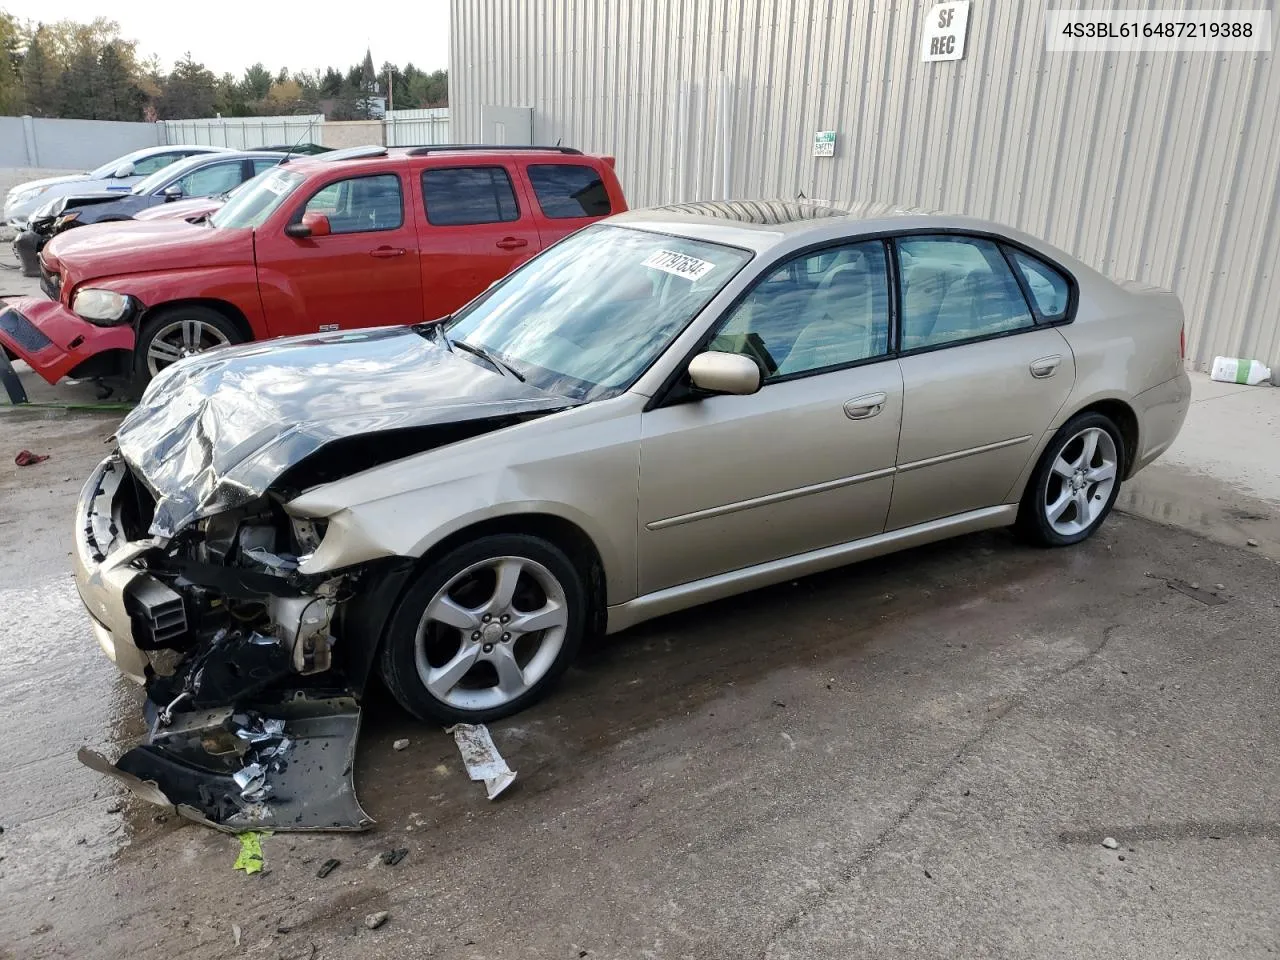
<box><xmin>643</xmin><ymin>250</ymin><xmax>715</xmax><ymax>281</ymax></box>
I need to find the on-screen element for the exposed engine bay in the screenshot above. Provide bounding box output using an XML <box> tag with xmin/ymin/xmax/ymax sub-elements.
<box><xmin>77</xmin><ymin>456</ymin><xmax>386</xmax><ymax>831</ymax></box>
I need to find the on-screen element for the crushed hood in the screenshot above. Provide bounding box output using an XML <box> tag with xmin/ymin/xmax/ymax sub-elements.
<box><xmin>116</xmin><ymin>326</ymin><xmax>575</xmax><ymax>537</ymax></box>
<box><xmin>43</xmin><ymin>218</ymin><xmax>252</xmax><ymax>282</ymax></box>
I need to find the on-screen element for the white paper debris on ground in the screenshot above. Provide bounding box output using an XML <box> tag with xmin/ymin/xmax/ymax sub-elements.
<box><xmin>445</xmin><ymin>723</ymin><xmax>517</xmax><ymax>800</ymax></box>
<box><xmin>1101</xmin><ymin>836</ymin><xmax>1120</xmax><ymax>849</ymax></box>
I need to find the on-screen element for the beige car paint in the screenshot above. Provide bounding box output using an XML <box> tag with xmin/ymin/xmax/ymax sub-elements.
<box><xmin>278</xmin><ymin>206</ymin><xmax>1190</xmax><ymax>636</ymax></box>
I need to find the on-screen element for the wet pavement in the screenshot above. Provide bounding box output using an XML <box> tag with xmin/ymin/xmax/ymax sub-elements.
<box><xmin>2</xmin><ymin>408</ymin><xmax>1279</xmax><ymax>959</ymax></box>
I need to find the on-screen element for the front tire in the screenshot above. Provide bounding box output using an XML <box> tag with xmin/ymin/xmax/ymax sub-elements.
<box><xmin>1017</xmin><ymin>412</ymin><xmax>1125</xmax><ymax>546</ymax></box>
<box><xmin>378</xmin><ymin>534</ymin><xmax>588</xmax><ymax>724</ymax></box>
<box><xmin>133</xmin><ymin>305</ymin><xmax>242</xmax><ymax>388</ymax></box>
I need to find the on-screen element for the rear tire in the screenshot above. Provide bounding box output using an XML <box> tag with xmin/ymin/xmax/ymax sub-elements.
<box><xmin>132</xmin><ymin>305</ymin><xmax>242</xmax><ymax>389</ymax></box>
<box><xmin>378</xmin><ymin>534</ymin><xmax>588</xmax><ymax>724</ymax></box>
<box><xmin>1016</xmin><ymin>412</ymin><xmax>1125</xmax><ymax>547</ymax></box>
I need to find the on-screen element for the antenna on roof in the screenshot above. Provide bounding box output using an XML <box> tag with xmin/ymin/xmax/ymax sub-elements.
<box><xmin>280</xmin><ymin>120</ymin><xmax>314</xmax><ymax>165</ymax></box>
<box><xmin>555</xmin><ymin>137</ymin><xmax>562</xmax><ymax>147</ymax></box>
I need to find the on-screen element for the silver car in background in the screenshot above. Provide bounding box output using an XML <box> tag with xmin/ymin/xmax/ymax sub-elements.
<box><xmin>3</xmin><ymin>145</ymin><xmax>230</xmax><ymax>228</ymax></box>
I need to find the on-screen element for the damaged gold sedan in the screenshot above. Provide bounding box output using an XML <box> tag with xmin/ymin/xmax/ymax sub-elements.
<box><xmin>73</xmin><ymin>201</ymin><xmax>1190</xmax><ymax>829</ymax></box>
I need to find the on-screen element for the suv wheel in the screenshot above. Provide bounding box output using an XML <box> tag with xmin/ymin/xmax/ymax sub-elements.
<box><xmin>134</xmin><ymin>306</ymin><xmax>242</xmax><ymax>386</ymax></box>
<box><xmin>379</xmin><ymin>534</ymin><xmax>588</xmax><ymax>724</ymax></box>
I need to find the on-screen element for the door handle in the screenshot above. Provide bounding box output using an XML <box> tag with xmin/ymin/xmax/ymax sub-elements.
<box><xmin>496</xmin><ymin>237</ymin><xmax>528</xmax><ymax>250</ymax></box>
<box><xmin>1030</xmin><ymin>354</ymin><xmax>1062</xmax><ymax>379</ymax></box>
<box><xmin>370</xmin><ymin>246</ymin><xmax>407</xmax><ymax>258</ymax></box>
<box><xmin>844</xmin><ymin>392</ymin><xmax>887</xmax><ymax>420</ymax></box>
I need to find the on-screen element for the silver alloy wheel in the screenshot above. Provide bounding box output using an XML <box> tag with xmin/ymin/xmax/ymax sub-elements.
<box><xmin>1044</xmin><ymin>426</ymin><xmax>1119</xmax><ymax>536</ymax></box>
<box><xmin>146</xmin><ymin>318</ymin><xmax>231</xmax><ymax>376</ymax></box>
<box><xmin>414</xmin><ymin>555</ymin><xmax>569</xmax><ymax>711</ymax></box>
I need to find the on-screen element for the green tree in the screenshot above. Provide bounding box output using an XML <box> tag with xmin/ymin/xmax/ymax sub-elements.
<box><xmin>157</xmin><ymin>53</ymin><xmax>217</xmax><ymax>119</ymax></box>
<box><xmin>94</xmin><ymin>41</ymin><xmax>143</xmax><ymax>119</ymax></box>
<box><xmin>20</xmin><ymin>31</ymin><xmax>60</xmax><ymax>115</ymax></box>
<box><xmin>0</xmin><ymin>12</ymin><xmax>22</xmax><ymax>113</ymax></box>
<box><xmin>241</xmin><ymin>62</ymin><xmax>272</xmax><ymax>101</ymax></box>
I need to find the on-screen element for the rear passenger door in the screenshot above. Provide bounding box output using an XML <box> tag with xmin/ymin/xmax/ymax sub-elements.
<box><xmin>520</xmin><ymin>161</ymin><xmax>616</xmax><ymax>246</ymax></box>
<box><xmin>418</xmin><ymin>165</ymin><xmax>541</xmax><ymax>320</ymax></box>
<box><xmin>886</xmin><ymin>234</ymin><xmax>1076</xmax><ymax>530</ymax></box>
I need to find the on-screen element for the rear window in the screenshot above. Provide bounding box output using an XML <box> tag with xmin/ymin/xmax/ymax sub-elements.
<box><xmin>527</xmin><ymin>163</ymin><xmax>612</xmax><ymax>219</ymax></box>
<box><xmin>1008</xmin><ymin>248</ymin><xmax>1071</xmax><ymax>320</ymax></box>
<box><xmin>422</xmin><ymin>166</ymin><xmax>519</xmax><ymax>226</ymax></box>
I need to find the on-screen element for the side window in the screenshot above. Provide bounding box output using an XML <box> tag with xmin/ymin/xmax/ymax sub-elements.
<box><xmin>301</xmin><ymin>174</ymin><xmax>403</xmax><ymax>234</ymax></box>
<box><xmin>174</xmin><ymin>161</ymin><xmax>244</xmax><ymax>198</ymax></box>
<box><xmin>422</xmin><ymin>166</ymin><xmax>519</xmax><ymax>226</ymax></box>
<box><xmin>1008</xmin><ymin>248</ymin><xmax>1071</xmax><ymax>320</ymax></box>
<box><xmin>896</xmin><ymin>236</ymin><xmax>1033</xmax><ymax>350</ymax></box>
<box><xmin>710</xmin><ymin>241</ymin><xmax>891</xmax><ymax>380</ymax></box>
<box><xmin>526</xmin><ymin>163</ymin><xmax>612</xmax><ymax>218</ymax></box>
<box><xmin>252</xmin><ymin>158</ymin><xmax>282</xmax><ymax>176</ymax></box>
<box><xmin>131</xmin><ymin>152</ymin><xmax>183</xmax><ymax>176</ymax></box>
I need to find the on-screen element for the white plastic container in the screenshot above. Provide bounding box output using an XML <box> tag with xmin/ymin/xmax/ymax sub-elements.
<box><xmin>1211</xmin><ymin>356</ymin><xmax>1273</xmax><ymax>385</ymax></box>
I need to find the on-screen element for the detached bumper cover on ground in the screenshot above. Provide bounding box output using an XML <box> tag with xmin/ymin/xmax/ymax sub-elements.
<box><xmin>0</xmin><ymin>296</ymin><xmax>134</xmax><ymax>386</ymax></box>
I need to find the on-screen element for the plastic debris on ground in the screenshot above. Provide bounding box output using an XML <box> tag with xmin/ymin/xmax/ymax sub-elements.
<box><xmin>233</xmin><ymin>830</ymin><xmax>273</xmax><ymax>874</ymax></box>
<box><xmin>14</xmin><ymin>449</ymin><xmax>49</xmax><ymax>466</ymax></box>
<box><xmin>316</xmin><ymin>858</ymin><xmax>341</xmax><ymax>878</ymax></box>
<box><xmin>364</xmin><ymin>911</ymin><xmax>389</xmax><ymax>930</ymax></box>
<box><xmin>1210</xmin><ymin>355</ymin><xmax>1273</xmax><ymax>385</ymax></box>
<box><xmin>380</xmin><ymin>847</ymin><xmax>408</xmax><ymax>866</ymax></box>
<box><xmin>446</xmin><ymin>723</ymin><xmax>517</xmax><ymax>799</ymax></box>
<box><xmin>1101</xmin><ymin>836</ymin><xmax>1119</xmax><ymax>849</ymax></box>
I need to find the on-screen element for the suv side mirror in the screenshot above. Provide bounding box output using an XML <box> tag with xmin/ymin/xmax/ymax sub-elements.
<box><xmin>112</xmin><ymin>161</ymin><xmax>135</xmax><ymax>179</ymax></box>
<box><xmin>162</xmin><ymin>184</ymin><xmax>184</xmax><ymax>201</ymax></box>
<box><xmin>687</xmin><ymin>351</ymin><xmax>762</xmax><ymax>396</ymax></box>
<box><xmin>285</xmin><ymin>212</ymin><xmax>332</xmax><ymax>239</ymax></box>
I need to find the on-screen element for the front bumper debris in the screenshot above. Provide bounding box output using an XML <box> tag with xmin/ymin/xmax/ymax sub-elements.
<box><xmin>0</xmin><ymin>296</ymin><xmax>135</xmax><ymax>385</ymax></box>
<box><xmin>73</xmin><ymin>453</ymin><xmax>374</xmax><ymax>832</ymax></box>
<box><xmin>80</xmin><ymin>693</ymin><xmax>372</xmax><ymax>832</ymax></box>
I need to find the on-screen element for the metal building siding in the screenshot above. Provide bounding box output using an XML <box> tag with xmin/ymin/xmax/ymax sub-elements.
<box><xmin>451</xmin><ymin>0</ymin><xmax>1280</xmax><ymax>367</ymax></box>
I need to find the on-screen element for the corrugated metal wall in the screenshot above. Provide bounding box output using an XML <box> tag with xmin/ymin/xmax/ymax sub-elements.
<box><xmin>450</xmin><ymin>0</ymin><xmax>1279</xmax><ymax>368</ymax></box>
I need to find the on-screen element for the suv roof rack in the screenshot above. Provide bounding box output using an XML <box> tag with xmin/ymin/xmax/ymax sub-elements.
<box><xmin>312</xmin><ymin>144</ymin><xmax>389</xmax><ymax>162</ymax></box>
<box><xmin>404</xmin><ymin>144</ymin><xmax>583</xmax><ymax>157</ymax></box>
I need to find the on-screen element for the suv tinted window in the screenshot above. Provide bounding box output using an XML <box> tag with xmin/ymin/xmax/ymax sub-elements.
<box><xmin>302</xmin><ymin>174</ymin><xmax>403</xmax><ymax>234</ymax></box>
<box><xmin>527</xmin><ymin>164</ymin><xmax>612</xmax><ymax>218</ymax></box>
<box><xmin>1008</xmin><ymin>248</ymin><xmax>1070</xmax><ymax>320</ymax></box>
<box><xmin>422</xmin><ymin>167</ymin><xmax>519</xmax><ymax>226</ymax></box>
<box><xmin>897</xmin><ymin>236</ymin><xmax>1033</xmax><ymax>350</ymax></box>
<box><xmin>711</xmin><ymin>241</ymin><xmax>890</xmax><ymax>379</ymax></box>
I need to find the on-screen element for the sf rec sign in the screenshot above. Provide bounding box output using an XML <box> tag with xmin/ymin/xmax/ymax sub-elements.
<box><xmin>921</xmin><ymin>1</ymin><xmax>971</xmax><ymax>62</ymax></box>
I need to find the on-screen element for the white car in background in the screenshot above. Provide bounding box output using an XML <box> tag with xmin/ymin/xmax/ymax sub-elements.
<box><xmin>3</xmin><ymin>145</ymin><xmax>231</xmax><ymax>228</ymax></box>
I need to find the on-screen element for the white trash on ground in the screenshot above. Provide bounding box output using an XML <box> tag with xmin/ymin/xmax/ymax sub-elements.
<box><xmin>1210</xmin><ymin>356</ymin><xmax>1273</xmax><ymax>386</ymax></box>
<box><xmin>446</xmin><ymin>723</ymin><xmax>518</xmax><ymax>800</ymax></box>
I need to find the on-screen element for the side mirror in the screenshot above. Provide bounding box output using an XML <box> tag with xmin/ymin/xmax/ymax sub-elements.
<box><xmin>285</xmin><ymin>212</ymin><xmax>331</xmax><ymax>239</ymax></box>
<box><xmin>112</xmin><ymin>161</ymin><xmax>135</xmax><ymax>179</ymax></box>
<box><xmin>687</xmin><ymin>351</ymin><xmax>762</xmax><ymax>396</ymax></box>
<box><xmin>162</xmin><ymin>184</ymin><xmax>183</xmax><ymax>201</ymax></box>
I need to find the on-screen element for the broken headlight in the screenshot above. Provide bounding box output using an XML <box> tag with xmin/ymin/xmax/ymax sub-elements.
<box><xmin>290</xmin><ymin>516</ymin><xmax>328</xmax><ymax>554</ymax></box>
<box><xmin>72</xmin><ymin>288</ymin><xmax>133</xmax><ymax>325</ymax></box>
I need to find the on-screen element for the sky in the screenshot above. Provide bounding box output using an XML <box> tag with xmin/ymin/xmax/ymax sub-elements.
<box><xmin>2</xmin><ymin>0</ymin><xmax>451</xmax><ymax>75</ymax></box>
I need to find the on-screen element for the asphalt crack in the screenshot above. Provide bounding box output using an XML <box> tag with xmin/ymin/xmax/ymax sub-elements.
<box><xmin>760</xmin><ymin>623</ymin><xmax>1121</xmax><ymax>958</ymax></box>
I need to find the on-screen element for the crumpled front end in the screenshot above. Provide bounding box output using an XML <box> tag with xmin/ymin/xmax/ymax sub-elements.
<box><xmin>73</xmin><ymin>453</ymin><xmax>375</xmax><ymax>831</ymax></box>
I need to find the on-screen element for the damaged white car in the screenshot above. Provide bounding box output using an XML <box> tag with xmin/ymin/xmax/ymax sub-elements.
<box><xmin>74</xmin><ymin>201</ymin><xmax>1190</xmax><ymax>829</ymax></box>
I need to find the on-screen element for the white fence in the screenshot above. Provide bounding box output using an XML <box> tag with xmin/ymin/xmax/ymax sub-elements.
<box><xmin>0</xmin><ymin>116</ymin><xmax>163</xmax><ymax>168</ymax></box>
<box><xmin>384</xmin><ymin>108</ymin><xmax>452</xmax><ymax>147</ymax></box>
<box><xmin>161</xmin><ymin>115</ymin><xmax>325</xmax><ymax>149</ymax></box>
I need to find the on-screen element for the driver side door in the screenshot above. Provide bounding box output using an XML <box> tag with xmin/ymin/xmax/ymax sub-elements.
<box><xmin>636</xmin><ymin>240</ymin><xmax>904</xmax><ymax>595</ymax></box>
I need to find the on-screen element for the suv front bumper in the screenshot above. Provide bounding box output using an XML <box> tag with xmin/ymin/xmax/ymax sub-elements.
<box><xmin>0</xmin><ymin>296</ymin><xmax>135</xmax><ymax>385</ymax></box>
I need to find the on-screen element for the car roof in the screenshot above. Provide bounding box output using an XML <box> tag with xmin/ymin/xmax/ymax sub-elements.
<box><xmin>607</xmin><ymin>199</ymin><xmax>1075</xmax><ymax>263</ymax></box>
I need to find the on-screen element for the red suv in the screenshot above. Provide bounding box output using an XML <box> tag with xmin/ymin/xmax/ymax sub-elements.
<box><xmin>0</xmin><ymin>145</ymin><xmax>626</xmax><ymax>389</ymax></box>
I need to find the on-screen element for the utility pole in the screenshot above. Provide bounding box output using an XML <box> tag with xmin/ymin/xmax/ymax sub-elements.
<box><xmin>387</xmin><ymin>67</ymin><xmax>394</xmax><ymax>114</ymax></box>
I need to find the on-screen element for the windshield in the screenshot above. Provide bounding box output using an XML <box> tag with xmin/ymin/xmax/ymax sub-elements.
<box><xmin>443</xmin><ymin>224</ymin><xmax>752</xmax><ymax>401</ymax></box>
<box><xmin>210</xmin><ymin>168</ymin><xmax>304</xmax><ymax>229</ymax></box>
